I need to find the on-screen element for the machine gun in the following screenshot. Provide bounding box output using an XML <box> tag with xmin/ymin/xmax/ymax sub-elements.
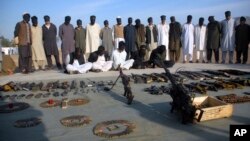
<box><xmin>155</xmin><ymin>60</ymin><xmax>197</xmax><ymax>124</ymax></box>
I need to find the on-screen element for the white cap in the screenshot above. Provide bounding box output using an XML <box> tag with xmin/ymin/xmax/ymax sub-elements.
<box><xmin>23</xmin><ymin>12</ymin><xmax>29</xmax><ymax>16</ymax></box>
<box><xmin>117</xmin><ymin>16</ymin><xmax>121</xmax><ymax>19</ymax></box>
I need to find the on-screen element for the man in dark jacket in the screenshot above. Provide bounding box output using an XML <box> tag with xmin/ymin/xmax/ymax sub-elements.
<box><xmin>42</xmin><ymin>15</ymin><xmax>62</xmax><ymax>70</ymax></box>
<box><xmin>235</xmin><ymin>16</ymin><xmax>250</xmax><ymax>64</ymax></box>
<box><xmin>124</xmin><ymin>17</ymin><xmax>137</xmax><ymax>60</ymax></box>
<box><xmin>131</xmin><ymin>45</ymin><xmax>147</xmax><ymax>69</ymax></box>
<box><xmin>148</xmin><ymin>45</ymin><xmax>166</xmax><ymax>68</ymax></box>
<box><xmin>206</xmin><ymin>16</ymin><xmax>221</xmax><ymax>63</ymax></box>
<box><xmin>169</xmin><ymin>16</ymin><xmax>182</xmax><ymax>62</ymax></box>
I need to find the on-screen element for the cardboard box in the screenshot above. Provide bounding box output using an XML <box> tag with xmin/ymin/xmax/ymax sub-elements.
<box><xmin>193</xmin><ymin>96</ymin><xmax>233</xmax><ymax>122</ymax></box>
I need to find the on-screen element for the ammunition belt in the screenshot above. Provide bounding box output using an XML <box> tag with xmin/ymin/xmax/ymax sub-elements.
<box><xmin>93</xmin><ymin>120</ymin><xmax>135</xmax><ymax>138</ymax></box>
<box><xmin>216</xmin><ymin>94</ymin><xmax>250</xmax><ymax>104</ymax></box>
<box><xmin>14</xmin><ymin>117</ymin><xmax>41</xmax><ymax>128</ymax></box>
<box><xmin>0</xmin><ymin>102</ymin><xmax>29</xmax><ymax>113</ymax></box>
<box><xmin>60</xmin><ymin>115</ymin><xmax>91</xmax><ymax>127</ymax></box>
<box><xmin>68</xmin><ymin>98</ymin><xmax>90</xmax><ymax>106</ymax></box>
<box><xmin>40</xmin><ymin>99</ymin><xmax>61</xmax><ymax>108</ymax></box>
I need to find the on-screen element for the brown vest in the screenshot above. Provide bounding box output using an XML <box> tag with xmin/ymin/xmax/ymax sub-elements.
<box><xmin>18</xmin><ymin>21</ymin><xmax>32</xmax><ymax>46</ymax></box>
<box><xmin>114</xmin><ymin>25</ymin><xmax>124</xmax><ymax>38</ymax></box>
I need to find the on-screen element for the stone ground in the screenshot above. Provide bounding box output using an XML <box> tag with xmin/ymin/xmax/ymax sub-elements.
<box><xmin>0</xmin><ymin>63</ymin><xmax>250</xmax><ymax>141</ymax></box>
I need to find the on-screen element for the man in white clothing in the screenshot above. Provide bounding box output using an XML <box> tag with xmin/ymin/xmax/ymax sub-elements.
<box><xmin>31</xmin><ymin>16</ymin><xmax>46</xmax><ymax>70</ymax></box>
<box><xmin>194</xmin><ymin>17</ymin><xmax>207</xmax><ymax>63</ymax></box>
<box><xmin>157</xmin><ymin>15</ymin><xmax>169</xmax><ymax>60</ymax></box>
<box><xmin>221</xmin><ymin>11</ymin><xmax>235</xmax><ymax>64</ymax></box>
<box><xmin>86</xmin><ymin>15</ymin><xmax>101</xmax><ymax>59</ymax></box>
<box><xmin>111</xmin><ymin>41</ymin><xmax>134</xmax><ymax>70</ymax></box>
<box><xmin>181</xmin><ymin>15</ymin><xmax>194</xmax><ymax>63</ymax></box>
<box><xmin>66</xmin><ymin>57</ymin><xmax>92</xmax><ymax>74</ymax></box>
<box><xmin>88</xmin><ymin>46</ymin><xmax>113</xmax><ymax>72</ymax></box>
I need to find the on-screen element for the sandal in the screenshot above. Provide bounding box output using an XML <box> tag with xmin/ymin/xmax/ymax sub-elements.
<box><xmin>43</xmin><ymin>93</ymin><xmax>51</xmax><ymax>98</ymax></box>
<box><xmin>35</xmin><ymin>93</ymin><xmax>43</xmax><ymax>99</ymax></box>
<box><xmin>53</xmin><ymin>92</ymin><xmax>60</xmax><ymax>97</ymax></box>
<box><xmin>61</xmin><ymin>91</ymin><xmax>68</xmax><ymax>97</ymax></box>
<box><xmin>9</xmin><ymin>94</ymin><xmax>17</xmax><ymax>100</ymax></box>
<box><xmin>17</xmin><ymin>94</ymin><xmax>26</xmax><ymax>99</ymax></box>
<box><xmin>25</xmin><ymin>94</ymin><xmax>34</xmax><ymax>99</ymax></box>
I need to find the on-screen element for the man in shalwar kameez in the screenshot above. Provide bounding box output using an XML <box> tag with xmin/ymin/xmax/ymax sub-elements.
<box><xmin>100</xmin><ymin>20</ymin><xmax>113</xmax><ymax>57</ymax></box>
<box><xmin>59</xmin><ymin>16</ymin><xmax>75</xmax><ymax>69</ymax></box>
<box><xmin>85</xmin><ymin>15</ymin><xmax>101</xmax><ymax>59</ymax></box>
<box><xmin>145</xmin><ymin>17</ymin><xmax>158</xmax><ymax>61</ymax></box>
<box><xmin>88</xmin><ymin>46</ymin><xmax>113</xmax><ymax>72</ymax></box>
<box><xmin>206</xmin><ymin>16</ymin><xmax>221</xmax><ymax>63</ymax></box>
<box><xmin>42</xmin><ymin>15</ymin><xmax>62</xmax><ymax>70</ymax></box>
<box><xmin>111</xmin><ymin>41</ymin><xmax>134</xmax><ymax>70</ymax></box>
<box><xmin>220</xmin><ymin>11</ymin><xmax>235</xmax><ymax>64</ymax></box>
<box><xmin>113</xmin><ymin>16</ymin><xmax>125</xmax><ymax>49</ymax></box>
<box><xmin>194</xmin><ymin>17</ymin><xmax>207</xmax><ymax>63</ymax></box>
<box><xmin>169</xmin><ymin>16</ymin><xmax>182</xmax><ymax>62</ymax></box>
<box><xmin>74</xmin><ymin>19</ymin><xmax>86</xmax><ymax>65</ymax></box>
<box><xmin>124</xmin><ymin>17</ymin><xmax>137</xmax><ymax>60</ymax></box>
<box><xmin>14</xmin><ymin>13</ymin><xmax>32</xmax><ymax>74</ymax></box>
<box><xmin>66</xmin><ymin>59</ymin><xmax>92</xmax><ymax>74</ymax></box>
<box><xmin>235</xmin><ymin>17</ymin><xmax>250</xmax><ymax>64</ymax></box>
<box><xmin>135</xmin><ymin>19</ymin><xmax>146</xmax><ymax>52</ymax></box>
<box><xmin>30</xmin><ymin>16</ymin><xmax>46</xmax><ymax>70</ymax></box>
<box><xmin>181</xmin><ymin>15</ymin><xmax>194</xmax><ymax>63</ymax></box>
<box><xmin>157</xmin><ymin>15</ymin><xmax>169</xmax><ymax>60</ymax></box>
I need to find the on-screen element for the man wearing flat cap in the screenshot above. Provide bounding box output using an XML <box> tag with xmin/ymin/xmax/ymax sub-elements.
<box><xmin>220</xmin><ymin>11</ymin><xmax>236</xmax><ymax>64</ymax></box>
<box><xmin>14</xmin><ymin>13</ymin><xmax>32</xmax><ymax>74</ymax></box>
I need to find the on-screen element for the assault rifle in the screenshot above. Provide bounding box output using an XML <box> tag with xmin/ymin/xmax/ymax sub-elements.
<box><xmin>155</xmin><ymin>59</ymin><xmax>196</xmax><ymax>124</ymax></box>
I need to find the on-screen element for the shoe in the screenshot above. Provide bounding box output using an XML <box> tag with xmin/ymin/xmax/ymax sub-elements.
<box><xmin>91</xmin><ymin>69</ymin><xmax>101</xmax><ymax>73</ymax></box>
<box><xmin>183</xmin><ymin>61</ymin><xmax>186</xmax><ymax>64</ymax></box>
<box><xmin>202</xmin><ymin>60</ymin><xmax>206</xmax><ymax>63</ymax></box>
<box><xmin>68</xmin><ymin>71</ymin><xmax>78</xmax><ymax>74</ymax></box>
<box><xmin>229</xmin><ymin>61</ymin><xmax>233</xmax><ymax>64</ymax></box>
<box><xmin>221</xmin><ymin>61</ymin><xmax>225</xmax><ymax>64</ymax></box>
<box><xmin>57</xmin><ymin>65</ymin><xmax>62</xmax><ymax>70</ymax></box>
<box><xmin>196</xmin><ymin>60</ymin><xmax>199</xmax><ymax>63</ymax></box>
<box><xmin>242</xmin><ymin>62</ymin><xmax>246</xmax><ymax>64</ymax></box>
<box><xmin>189</xmin><ymin>61</ymin><xmax>193</xmax><ymax>63</ymax></box>
<box><xmin>73</xmin><ymin>70</ymin><xmax>79</xmax><ymax>74</ymax></box>
<box><xmin>64</xmin><ymin>70</ymin><xmax>69</xmax><ymax>74</ymax></box>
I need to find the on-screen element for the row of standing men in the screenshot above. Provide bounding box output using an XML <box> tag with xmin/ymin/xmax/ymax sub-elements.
<box><xmin>14</xmin><ymin>11</ymin><xmax>250</xmax><ymax>73</ymax></box>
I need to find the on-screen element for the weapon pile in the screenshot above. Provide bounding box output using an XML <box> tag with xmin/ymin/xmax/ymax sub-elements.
<box><xmin>216</xmin><ymin>94</ymin><xmax>250</xmax><ymax>104</ymax></box>
<box><xmin>0</xmin><ymin>79</ymin><xmax>115</xmax><ymax>101</ymax></box>
<box><xmin>155</xmin><ymin>60</ymin><xmax>196</xmax><ymax>124</ymax></box>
